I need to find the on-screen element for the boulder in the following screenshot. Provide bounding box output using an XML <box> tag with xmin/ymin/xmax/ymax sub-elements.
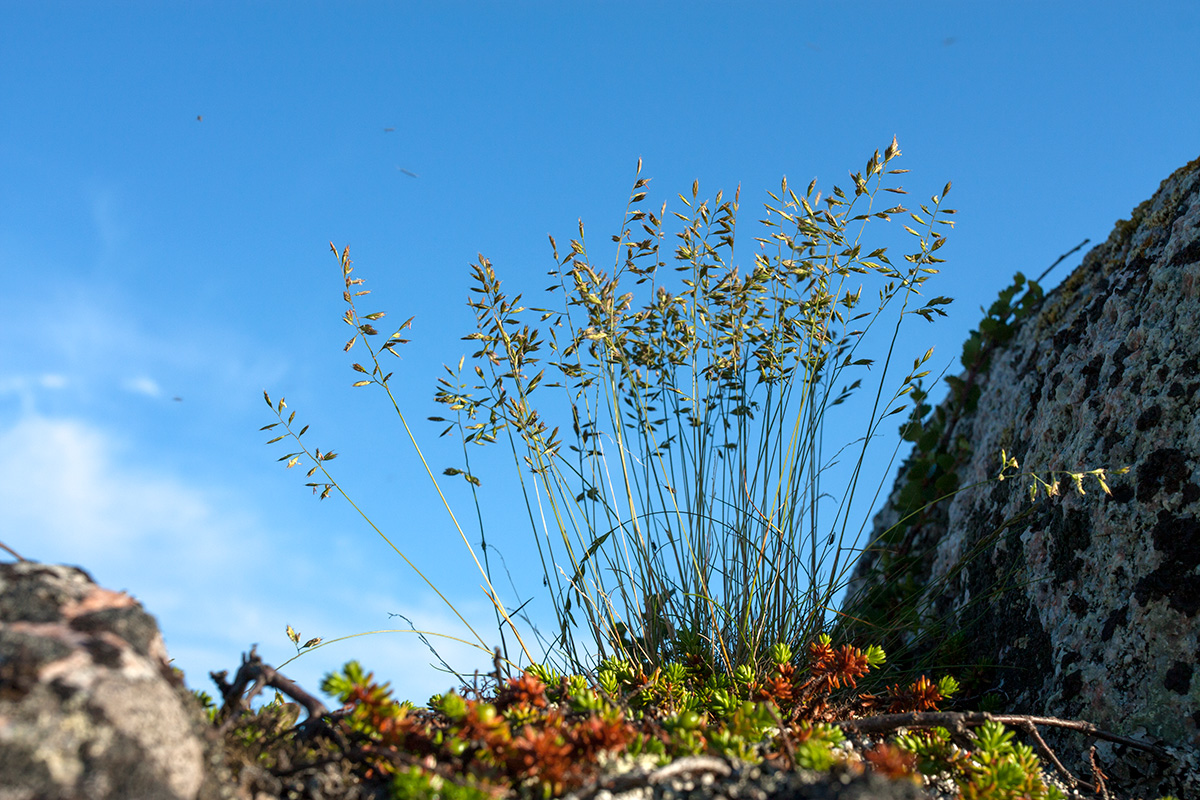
<box><xmin>840</xmin><ymin>155</ymin><xmax>1200</xmax><ymax>797</ymax></box>
<box><xmin>0</xmin><ymin>561</ymin><xmax>229</xmax><ymax>800</ymax></box>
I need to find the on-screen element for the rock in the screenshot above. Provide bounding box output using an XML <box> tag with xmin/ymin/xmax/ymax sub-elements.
<box><xmin>564</xmin><ymin>757</ymin><xmax>934</xmax><ymax>800</ymax></box>
<box><xmin>840</xmin><ymin>154</ymin><xmax>1200</xmax><ymax>798</ymax></box>
<box><xmin>0</xmin><ymin>561</ymin><xmax>230</xmax><ymax>800</ymax></box>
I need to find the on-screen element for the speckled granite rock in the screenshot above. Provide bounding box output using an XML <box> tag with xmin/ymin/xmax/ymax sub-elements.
<box><xmin>841</xmin><ymin>155</ymin><xmax>1200</xmax><ymax>798</ymax></box>
<box><xmin>0</xmin><ymin>561</ymin><xmax>233</xmax><ymax>800</ymax></box>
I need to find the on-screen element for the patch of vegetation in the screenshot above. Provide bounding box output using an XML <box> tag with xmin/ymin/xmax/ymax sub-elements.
<box><xmin>238</xmin><ymin>141</ymin><xmax>1134</xmax><ymax>798</ymax></box>
<box><xmin>204</xmin><ymin>640</ymin><xmax>1075</xmax><ymax>800</ymax></box>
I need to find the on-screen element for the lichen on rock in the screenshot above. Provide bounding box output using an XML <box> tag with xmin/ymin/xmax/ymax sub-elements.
<box><xmin>0</xmin><ymin>562</ymin><xmax>233</xmax><ymax>800</ymax></box>
<box><xmin>840</xmin><ymin>154</ymin><xmax>1200</xmax><ymax>799</ymax></box>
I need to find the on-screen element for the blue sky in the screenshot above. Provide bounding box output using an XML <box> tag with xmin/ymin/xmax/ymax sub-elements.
<box><xmin>2</xmin><ymin>3</ymin><xmax>1197</xmax><ymax>705</ymax></box>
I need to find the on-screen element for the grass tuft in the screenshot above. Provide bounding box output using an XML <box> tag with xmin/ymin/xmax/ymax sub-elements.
<box><xmin>245</xmin><ymin>140</ymin><xmax>1133</xmax><ymax>798</ymax></box>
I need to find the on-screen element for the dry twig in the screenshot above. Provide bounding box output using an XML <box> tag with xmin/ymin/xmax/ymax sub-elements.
<box><xmin>0</xmin><ymin>540</ymin><xmax>28</xmax><ymax>561</ymax></box>
<box><xmin>209</xmin><ymin>646</ymin><xmax>330</xmax><ymax>734</ymax></box>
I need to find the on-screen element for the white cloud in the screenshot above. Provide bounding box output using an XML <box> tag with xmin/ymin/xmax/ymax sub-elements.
<box><xmin>0</xmin><ymin>374</ymin><xmax>70</xmax><ymax>415</ymax></box>
<box><xmin>0</xmin><ymin>268</ymin><xmax>508</xmax><ymax>705</ymax></box>
<box><xmin>121</xmin><ymin>375</ymin><xmax>161</xmax><ymax>398</ymax></box>
<box><xmin>0</xmin><ymin>411</ymin><xmax>505</xmax><ymax>705</ymax></box>
<box><xmin>0</xmin><ymin>414</ymin><xmax>223</xmax><ymax>557</ymax></box>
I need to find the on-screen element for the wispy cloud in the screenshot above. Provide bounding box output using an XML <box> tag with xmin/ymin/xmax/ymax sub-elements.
<box><xmin>0</xmin><ymin>413</ymin><xmax>249</xmax><ymax>566</ymax></box>
<box><xmin>3</xmin><ymin>255</ymin><xmax>295</xmax><ymax>414</ymax></box>
<box><xmin>121</xmin><ymin>375</ymin><xmax>162</xmax><ymax>398</ymax></box>
<box><xmin>0</xmin><ymin>374</ymin><xmax>70</xmax><ymax>414</ymax></box>
<box><xmin>0</xmin><ymin>260</ymin><xmax>500</xmax><ymax>704</ymax></box>
<box><xmin>0</xmin><ymin>409</ymin><xmax>497</xmax><ymax>703</ymax></box>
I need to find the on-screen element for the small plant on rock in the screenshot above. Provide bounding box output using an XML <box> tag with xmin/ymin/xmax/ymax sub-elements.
<box><xmin>896</xmin><ymin>721</ymin><xmax>1065</xmax><ymax>800</ymax></box>
<box><xmin>247</xmin><ymin>140</ymin><xmax>1135</xmax><ymax>798</ymax></box>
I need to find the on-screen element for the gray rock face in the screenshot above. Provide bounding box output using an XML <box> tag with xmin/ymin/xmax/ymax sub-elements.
<box><xmin>0</xmin><ymin>561</ymin><xmax>219</xmax><ymax>800</ymax></box>
<box><xmin>841</xmin><ymin>155</ymin><xmax>1200</xmax><ymax>797</ymax></box>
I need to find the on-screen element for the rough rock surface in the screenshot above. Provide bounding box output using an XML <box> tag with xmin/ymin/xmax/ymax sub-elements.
<box><xmin>842</xmin><ymin>155</ymin><xmax>1200</xmax><ymax>798</ymax></box>
<box><xmin>563</xmin><ymin>756</ymin><xmax>934</xmax><ymax>800</ymax></box>
<box><xmin>0</xmin><ymin>561</ymin><xmax>230</xmax><ymax>800</ymax></box>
